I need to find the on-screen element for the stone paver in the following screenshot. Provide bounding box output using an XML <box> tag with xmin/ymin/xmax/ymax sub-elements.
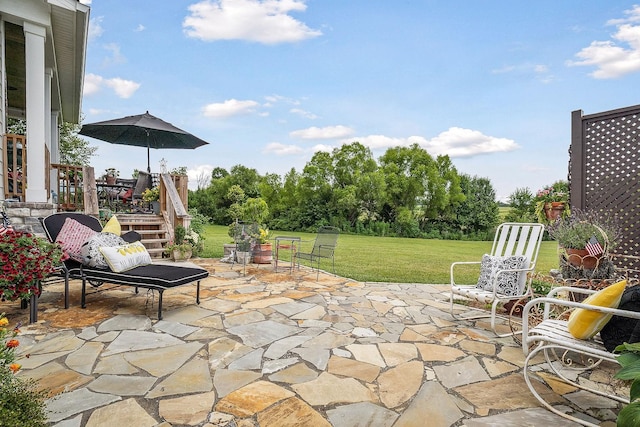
<box><xmin>1</xmin><ymin>259</ymin><xmax>626</xmax><ymax>426</ymax></box>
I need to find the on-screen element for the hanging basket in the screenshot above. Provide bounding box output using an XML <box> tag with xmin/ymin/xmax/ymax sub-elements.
<box><xmin>544</xmin><ymin>202</ymin><xmax>566</xmax><ymax>221</ymax></box>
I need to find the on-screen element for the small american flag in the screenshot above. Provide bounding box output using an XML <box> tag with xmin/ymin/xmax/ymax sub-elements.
<box><xmin>0</xmin><ymin>211</ymin><xmax>13</xmax><ymax>235</ymax></box>
<box><xmin>585</xmin><ymin>235</ymin><xmax>603</xmax><ymax>256</ymax></box>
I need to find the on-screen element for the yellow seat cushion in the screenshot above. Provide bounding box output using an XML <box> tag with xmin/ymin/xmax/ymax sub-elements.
<box><xmin>567</xmin><ymin>279</ymin><xmax>627</xmax><ymax>340</ymax></box>
<box><xmin>102</xmin><ymin>215</ymin><xmax>121</xmax><ymax>235</ymax></box>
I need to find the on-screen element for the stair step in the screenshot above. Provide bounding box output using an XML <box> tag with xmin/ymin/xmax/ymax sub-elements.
<box><xmin>141</xmin><ymin>238</ymin><xmax>170</xmax><ymax>245</ymax></box>
<box><xmin>119</xmin><ymin>220</ymin><xmax>165</xmax><ymax>227</ymax></box>
<box><xmin>146</xmin><ymin>247</ymin><xmax>166</xmax><ymax>255</ymax></box>
<box><xmin>114</xmin><ymin>213</ymin><xmax>169</xmax><ymax>256</ymax></box>
<box><xmin>133</xmin><ymin>229</ymin><xmax>167</xmax><ymax>239</ymax></box>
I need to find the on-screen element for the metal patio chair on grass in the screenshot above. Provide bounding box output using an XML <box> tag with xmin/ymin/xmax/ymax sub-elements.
<box><xmin>295</xmin><ymin>226</ymin><xmax>340</xmax><ymax>280</ymax></box>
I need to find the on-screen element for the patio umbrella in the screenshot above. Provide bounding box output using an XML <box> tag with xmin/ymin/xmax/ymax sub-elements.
<box><xmin>79</xmin><ymin>111</ymin><xmax>209</xmax><ymax>172</ymax></box>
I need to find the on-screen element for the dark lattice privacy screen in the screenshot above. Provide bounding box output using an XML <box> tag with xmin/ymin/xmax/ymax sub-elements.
<box><xmin>570</xmin><ymin>105</ymin><xmax>640</xmax><ymax>277</ymax></box>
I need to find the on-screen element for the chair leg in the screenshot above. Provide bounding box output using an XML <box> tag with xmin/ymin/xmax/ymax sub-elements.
<box><xmin>157</xmin><ymin>290</ymin><xmax>164</xmax><ymax>320</ymax></box>
<box><xmin>64</xmin><ymin>272</ymin><xmax>70</xmax><ymax>309</ymax></box>
<box><xmin>81</xmin><ymin>277</ymin><xmax>87</xmax><ymax>309</ymax></box>
<box><xmin>196</xmin><ymin>281</ymin><xmax>201</xmax><ymax>305</ymax></box>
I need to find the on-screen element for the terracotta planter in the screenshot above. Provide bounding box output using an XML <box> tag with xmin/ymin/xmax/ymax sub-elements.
<box><xmin>253</xmin><ymin>242</ymin><xmax>273</xmax><ymax>264</ymax></box>
<box><xmin>544</xmin><ymin>202</ymin><xmax>565</xmax><ymax>221</ymax></box>
<box><xmin>565</xmin><ymin>248</ymin><xmax>601</xmax><ymax>270</ymax></box>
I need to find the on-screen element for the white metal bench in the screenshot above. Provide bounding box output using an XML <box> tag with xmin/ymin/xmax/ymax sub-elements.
<box><xmin>522</xmin><ymin>286</ymin><xmax>640</xmax><ymax>426</ymax></box>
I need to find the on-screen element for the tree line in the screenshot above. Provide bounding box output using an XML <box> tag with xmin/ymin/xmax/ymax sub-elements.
<box><xmin>189</xmin><ymin>142</ymin><xmax>501</xmax><ymax>240</ymax></box>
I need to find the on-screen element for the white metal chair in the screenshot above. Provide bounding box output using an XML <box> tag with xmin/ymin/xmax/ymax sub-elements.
<box><xmin>449</xmin><ymin>222</ymin><xmax>545</xmax><ymax>335</ymax></box>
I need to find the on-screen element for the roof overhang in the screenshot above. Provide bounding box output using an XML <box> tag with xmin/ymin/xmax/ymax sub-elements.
<box><xmin>2</xmin><ymin>0</ymin><xmax>89</xmax><ymax>124</ymax></box>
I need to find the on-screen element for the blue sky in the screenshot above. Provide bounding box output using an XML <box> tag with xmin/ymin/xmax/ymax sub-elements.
<box><xmin>78</xmin><ymin>0</ymin><xmax>640</xmax><ymax>201</ymax></box>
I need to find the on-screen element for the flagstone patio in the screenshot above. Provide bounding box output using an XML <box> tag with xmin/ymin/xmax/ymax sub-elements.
<box><xmin>1</xmin><ymin>259</ymin><xmax>622</xmax><ymax>426</ymax></box>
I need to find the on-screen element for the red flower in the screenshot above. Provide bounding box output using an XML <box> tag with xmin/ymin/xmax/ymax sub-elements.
<box><xmin>6</xmin><ymin>339</ymin><xmax>19</xmax><ymax>348</ymax></box>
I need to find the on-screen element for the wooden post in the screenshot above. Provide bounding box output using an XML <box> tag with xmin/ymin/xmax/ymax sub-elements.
<box><xmin>83</xmin><ymin>166</ymin><xmax>99</xmax><ymax>215</ymax></box>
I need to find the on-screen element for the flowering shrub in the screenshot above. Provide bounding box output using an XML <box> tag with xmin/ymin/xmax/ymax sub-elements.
<box><xmin>535</xmin><ymin>181</ymin><xmax>569</xmax><ymax>204</ymax></box>
<box><xmin>0</xmin><ymin>313</ymin><xmax>48</xmax><ymax>425</ymax></box>
<box><xmin>0</xmin><ymin>230</ymin><xmax>66</xmax><ymax>301</ymax></box>
<box><xmin>0</xmin><ymin>314</ymin><xmax>21</xmax><ymax>374</ymax></box>
<box><xmin>141</xmin><ymin>186</ymin><xmax>159</xmax><ymax>202</ymax></box>
<box><xmin>165</xmin><ymin>225</ymin><xmax>202</xmax><ymax>256</ymax></box>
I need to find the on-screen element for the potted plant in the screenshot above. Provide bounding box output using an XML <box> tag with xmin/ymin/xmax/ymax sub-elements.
<box><xmin>252</xmin><ymin>227</ymin><xmax>272</xmax><ymax>264</ymax></box>
<box><xmin>534</xmin><ymin>181</ymin><xmax>570</xmax><ymax>224</ymax></box>
<box><xmin>165</xmin><ymin>225</ymin><xmax>198</xmax><ymax>261</ymax></box>
<box><xmin>141</xmin><ymin>187</ymin><xmax>160</xmax><ymax>214</ymax></box>
<box><xmin>547</xmin><ymin>208</ymin><xmax>621</xmax><ymax>273</ymax></box>
<box><xmin>0</xmin><ymin>230</ymin><xmax>65</xmax><ymax>301</ymax></box>
<box><xmin>235</xmin><ymin>236</ymin><xmax>252</xmax><ymax>265</ymax></box>
<box><xmin>104</xmin><ymin>167</ymin><xmax>119</xmax><ymax>185</ymax></box>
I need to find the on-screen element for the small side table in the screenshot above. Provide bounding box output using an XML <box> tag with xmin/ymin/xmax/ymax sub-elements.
<box><xmin>274</xmin><ymin>236</ymin><xmax>301</xmax><ymax>273</ymax></box>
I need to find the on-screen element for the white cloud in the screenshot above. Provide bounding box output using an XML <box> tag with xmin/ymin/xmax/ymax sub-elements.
<box><xmin>311</xmin><ymin>143</ymin><xmax>334</xmax><ymax>153</ymax></box>
<box><xmin>343</xmin><ymin>127</ymin><xmax>518</xmax><ymax>158</ymax></box>
<box><xmin>135</xmin><ymin>24</ymin><xmax>146</xmax><ymax>32</ymax></box>
<box><xmin>568</xmin><ymin>5</ymin><xmax>640</xmax><ymax>78</ymax></box>
<box><xmin>263</xmin><ymin>142</ymin><xmax>304</xmax><ymax>155</ymax></box>
<box><xmin>183</xmin><ymin>0</ymin><xmax>322</xmax><ymax>44</ymax></box>
<box><xmin>103</xmin><ymin>43</ymin><xmax>125</xmax><ymax>66</ymax></box>
<box><xmin>105</xmin><ymin>78</ymin><xmax>141</xmax><ymax>98</ymax></box>
<box><xmin>420</xmin><ymin>127</ymin><xmax>518</xmax><ymax>157</ymax></box>
<box><xmin>83</xmin><ymin>73</ymin><xmax>141</xmax><ymax>99</ymax></box>
<box><xmin>202</xmin><ymin>99</ymin><xmax>260</xmax><ymax>117</ymax></box>
<box><xmin>491</xmin><ymin>63</ymin><xmax>554</xmax><ymax>83</ymax></box>
<box><xmin>290</xmin><ymin>108</ymin><xmax>318</xmax><ymax>119</ymax></box>
<box><xmin>88</xmin><ymin>16</ymin><xmax>104</xmax><ymax>41</ymax></box>
<box><xmin>290</xmin><ymin>125</ymin><xmax>354</xmax><ymax>139</ymax></box>
<box><xmin>187</xmin><ymin>165</ymin><xmax>214</xmax><ymax>189</ymax></box>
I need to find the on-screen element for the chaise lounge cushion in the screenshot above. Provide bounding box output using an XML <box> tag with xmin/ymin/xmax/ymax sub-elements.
<box><xmin>567</xmin><ymin>279</ymin><xmax>627</xmax><ymax>340</ymax></box>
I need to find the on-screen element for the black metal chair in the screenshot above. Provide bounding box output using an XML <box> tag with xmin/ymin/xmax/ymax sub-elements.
<box><xmin>294</xmin><ymin>226</ymin><xmax>340</xmax><ymax>280</ymax></box>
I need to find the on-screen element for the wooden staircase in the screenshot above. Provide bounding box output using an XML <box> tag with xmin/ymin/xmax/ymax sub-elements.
<box><xmin>116</xmin><ymin>213</ymin><xmax>169</xmax><ymax>258</ymax></box>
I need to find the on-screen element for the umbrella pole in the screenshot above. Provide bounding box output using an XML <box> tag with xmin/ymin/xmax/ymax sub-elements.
<box><xmin>146</xmin><ymin>135</ymin><xmax>151</xmax><ymax>173</ymax></box>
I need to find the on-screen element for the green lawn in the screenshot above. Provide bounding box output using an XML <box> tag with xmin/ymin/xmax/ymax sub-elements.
<box><xmin>200</xmin><ymin>225</ymin><xmax>559</xmax><ymax>284</ymax></box>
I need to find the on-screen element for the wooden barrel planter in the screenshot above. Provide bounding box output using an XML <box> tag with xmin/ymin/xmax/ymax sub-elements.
<box><xmin>252</xmin><ymin>243</ymin><xmax>273</xmax><ymax>264</ymax></box>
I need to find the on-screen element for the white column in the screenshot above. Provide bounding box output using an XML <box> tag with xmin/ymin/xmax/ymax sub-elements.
<box><xmin>50</xmin><ymin>110</ymin><xmax>60</xmax><ymax>203</ymax></box>
<box><xmin>24</xmin><ymin>22</ymin><xmax>47</xmax><ymax>202</ymax></box>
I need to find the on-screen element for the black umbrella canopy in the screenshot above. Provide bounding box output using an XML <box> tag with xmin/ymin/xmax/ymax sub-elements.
<box><xmin>79</xmin><ymin>111</ymin><xmax>209</xmax><ymax>172</ymax></box>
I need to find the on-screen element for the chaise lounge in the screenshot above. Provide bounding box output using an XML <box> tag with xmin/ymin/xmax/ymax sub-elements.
<box><xmin>41</xmin><ymin>212</ymin><xmax>209</xmax><ymax>320</ymax></box>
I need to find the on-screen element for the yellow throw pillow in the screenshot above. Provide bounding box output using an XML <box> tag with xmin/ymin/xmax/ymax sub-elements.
<box><xmin>567</xmin><ymin>279</ymin><xmax>627</xmax><ymax>340</ymax></box>
<box><xmin>102</xmin><ymin>215</ymin><xmax>121</xmax><ymax>236</ymax></box>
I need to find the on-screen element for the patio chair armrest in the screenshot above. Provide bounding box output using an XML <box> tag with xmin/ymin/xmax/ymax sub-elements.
<box><xmin>450</xmin><ymin>261</ymin><xmax>481</xmax><ymax>286</ymax></box>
